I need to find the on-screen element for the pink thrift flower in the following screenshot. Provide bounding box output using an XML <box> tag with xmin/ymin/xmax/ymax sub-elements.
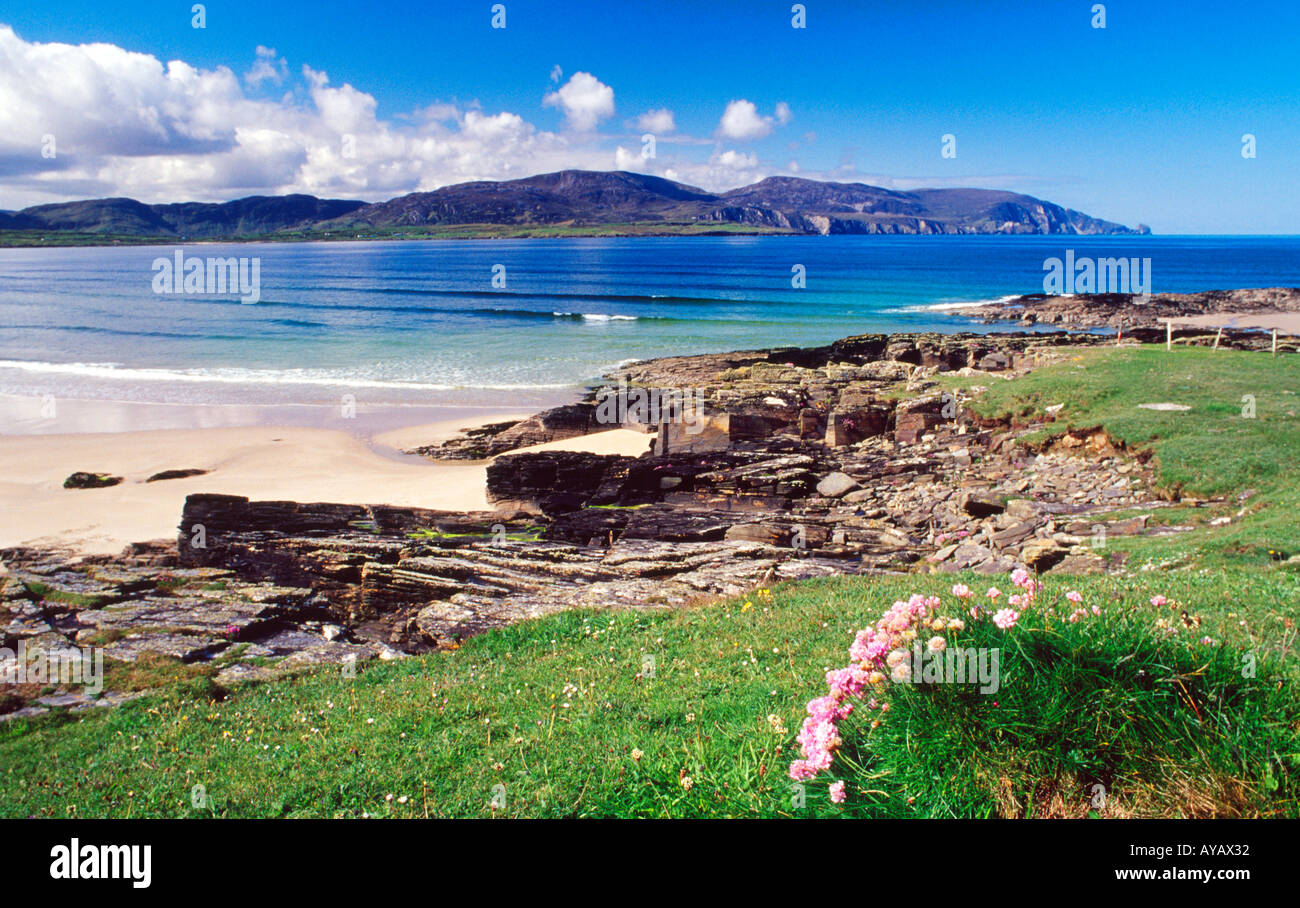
<box><xmin>1066</xmin><ymin>590</ymin><xmax>1082</xmax><ymax>604</ymax></box>
<box><xmin>829</xmin><ymin>780</ymin><xmax>847</xmax><ymax>804</ymax></box>
<box><xmin>986</xmin><ymin>587</ymin><xmax>1001</xmax><ymax>601</ymax></box>
<box><xmin>992</xmin><ymin>608</ymin><xmax>1020</xmax><ymax>630</ymax></box>
<box><xmin>952</xmin><ymin>583</ymin><xmax>971</xmax><ymax>600</ymax></box>
<box><xmin>1150</xmin><ymin>595</ymin><xmax>1168</xmax><ymax>608</ymax></box>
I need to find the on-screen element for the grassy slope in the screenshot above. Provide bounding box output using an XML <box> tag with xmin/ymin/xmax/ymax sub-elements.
<box><xmin>941</xmin><ymin>344</ymin><xmax>1300</xmax><ymax>570</ymax></box>
<box><xmin>1</xmin><ymin>345</ymin><xmax>1297</xmax><ymax>818</ymax></box>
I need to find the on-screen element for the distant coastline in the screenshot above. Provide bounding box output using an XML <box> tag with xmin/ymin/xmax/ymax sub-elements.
<box><xmin>0</xmin><ymin>221</ymin><xmax>792</xmax><ymax>248</ymax></box>
<box><xmin>0</xmin><ymin>169</ymin><xmax>1148</xmax><ymax>247</ymax></box>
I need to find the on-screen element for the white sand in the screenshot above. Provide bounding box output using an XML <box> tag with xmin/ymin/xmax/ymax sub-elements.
<box><xmin>0</xmin><ymin>418</ymin><xmax>652</xmax><ymax>556</ymax></box>
<box><xmin>1167</xmin><ymin>311</ymin><xmax>1300</xmax><ymax>333</ymax></box>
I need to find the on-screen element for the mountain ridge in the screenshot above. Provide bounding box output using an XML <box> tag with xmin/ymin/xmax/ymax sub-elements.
<box><xmin>0</xmin><ymin>170</ymin><xmax>1149</xmax><ymax>238</ymax></box>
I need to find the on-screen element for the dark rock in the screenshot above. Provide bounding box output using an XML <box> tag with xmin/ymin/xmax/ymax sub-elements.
<box><xmin>411</xmin><ymin>404</ymin><xmax>600</xmax><ymax>460</ymax></box>
<box><xmin>486</xmin><ymin>451</ymin><xmax>640</xmax><ymax>514</ymax></box>
<box><xmin>145</xmin><ymin>468</ymin><xmax>209</xmax><ymax>482</ymax></box>
<box><xmin>960</xmin><ymin>491</ymin><xmax>1005</xmax><ymax>518</ymax></box>
<box><xmin>816</xmin><ymin>472</ymin><xmax>860</xmax><ymax>498</ymax></box>
<box><xmin>63</xmin><ymin>472</ymin><xmax>122</xmax><ymax>489</ymax></box>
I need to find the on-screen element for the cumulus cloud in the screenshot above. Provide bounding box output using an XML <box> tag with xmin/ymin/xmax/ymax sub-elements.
<box><xmin>655</xmin><ymin>147</ymin><xmax>764</xmax><ymax>191</ymax></box>
<box><xmin>613</xmin><ymin>145</ymin><xmax>648</xmax><ymax>170</ymax></box>
<box><xmin>245</xmin><ymin>46</ymin><xmax>287</xmax><ymax>88</ymax></box>
<box><xmin>542</xmin><ymin>71</ymin><xmax>614</xmax><ymax>132</ymax></box>
<box><xmin>634</xmin><ymin>108</ymin><xmax>675</xmax><ymax>134</ymax></box>
<box><xmin>0</xmin><ymin>26</ymin><xmax>813</xmax><ymax>206</ymax></box>
<box><xmin>0</xmin><ymin>26</ymin><xmax>628</xmax><ymax>207</ymax></box>
<box><xmin>717</xmin><ymin>99</ymin><xmax>790</xmax><ymax>140</ymax></box>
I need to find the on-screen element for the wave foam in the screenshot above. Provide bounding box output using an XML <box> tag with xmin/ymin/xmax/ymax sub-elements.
<box><xmin>0</xmin><ymin>359</ymin><xmax>574</xmax><ymax>392</ymax></box>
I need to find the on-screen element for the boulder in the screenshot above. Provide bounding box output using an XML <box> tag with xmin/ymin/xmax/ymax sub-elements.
<box><xmin>960</xmin><ymin>490</ymin><xmax>1005</xmax><ymax>518</ymax></box>
<box><xmin>63</xmin><ymin>472</ymin><xmax>122</xmax><ymax>489</ymax></box>
<box><xmin>1020</xmin><ymin>540</ymin><xmax>1068</xmax><ymax>572</ymax></box>
<box><xmin>654</xmin><ymin>412</ymin><xmax>730</xmax><ymax>455</ymax></box>
<box><xmin>145</xmin><ymin>469</ymin><xmax>208</xmax><ymax>482</ymax></box>
<box><xmin>486</xmin><ymin>451</ymin><xmax>639</xmax><ymax>515</ymax></box>
<box><xmin>816</xmin><ymin>472</ymin><xmax>860</xmax><ymax>498</ymax></box>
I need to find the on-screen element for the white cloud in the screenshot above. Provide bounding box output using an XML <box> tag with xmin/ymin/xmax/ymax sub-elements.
<box><xmin>655</xmin><ymin>148</ymin><xmax>764</xmax><ymax>191</ymax></box>
<box><xmin>0</xmin><ymin>27</ymin><xmax>821</xmax><ymax>207</ymax></box>
<box><xmin>614</xmin><ymin>145</ymin><xmax>647</xmax><ymax>170</ymax></box>
<box><xmin>717</xmin><ymin>99</ymin><xmax>790</xmax><ymax>141</ymax></box>
<box><xmin>0</xmin><ymin>26</ymin><xmax>625</xmax><ymax>207</ymax></box>
<box><xmin>634</xmin><ymin>108</ymin><xmax>675</xmax><ymax>134</ymax></box>
<box><xmin>713</xmin><ymin>149</ymin><xmax>758</xmax><ymax>169</ymax></box>
<box><xmin>542</xmin><ymin>71</ymin><xmax>614</xmax><ymax>132</ymax></box>
<box><xmin>245</xmin><ymin>46</ymin><xmax>287</xmax><ymax>88</ymax></box>
<box><xmin>549</xmin><ymin>64</ymin><xmax>563</xmax><ymax>83</ymax></box>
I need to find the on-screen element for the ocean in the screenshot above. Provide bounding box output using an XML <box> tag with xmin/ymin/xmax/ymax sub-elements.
<box><xmin>2</xmin><ymin>235</ymin><xmax>1298</xmax><ymax>429</ymax></box>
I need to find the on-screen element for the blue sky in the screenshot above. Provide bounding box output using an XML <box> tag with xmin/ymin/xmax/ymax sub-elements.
<box><xmin>2</xmin><ymin>0</ymin><xmax>1297</xmax><ymax>232</ymax></box>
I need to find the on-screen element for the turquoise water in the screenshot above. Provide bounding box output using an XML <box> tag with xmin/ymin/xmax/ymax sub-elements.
<box><xmin>1</xmin><ymin>235</ymin><xmax>1297</xmax><ymax>409</ymax></box>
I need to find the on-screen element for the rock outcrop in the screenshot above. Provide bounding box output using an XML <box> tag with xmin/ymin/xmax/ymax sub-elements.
<box><xmin>3</xmin><ymin>329</ymin><xmax>1212</xmax><ymax>717</ymax></box>
<box><xmin>961</xmin><ymin>287</ymin><xmax>1300</xmax><ymax>338</ymax></box>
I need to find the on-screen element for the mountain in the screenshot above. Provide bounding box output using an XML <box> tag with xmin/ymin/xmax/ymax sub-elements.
<box><xmin>6</xmin><ymin>194</ymin><xmax>366</xmax><ymax>237</ymax></box>
<box><xmin>0</xmin><ymin>171</ymin><xmax>1147</xmax><ymax>238</ymax></box>
<box><xmin>322</xmin><ymin>171</ymin><xmax>1146</xmax><ymax>236</ymax></box>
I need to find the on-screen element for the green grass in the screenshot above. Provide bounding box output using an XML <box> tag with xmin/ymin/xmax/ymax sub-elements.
<box><xmin>1</xmin><ymin>569</ymin><xmax>1295</xmax><ymax>818</ymax></box>
<box><xmin>405</xmin><ymin>527</ymin><xmax>545</xmax><ymax>541</ymax></box>
<box><xmin>832</xmin><ymin>590</ymin><xmax>1295</xmax><ymax>818</ymax></box>
<box><xmin>943</xmin><ymin>344</ymin><xmax>1300</xmax><ymax>570</ymax></box>
<box><xmin>20</xmin><ymin>581</ymin><xmax>114</xmax><ymax>609</ymax></box>
<box><xmin>1</xmin><ymin>342</ymin><xmax>1296</xmax><ymax>818</ymax></box>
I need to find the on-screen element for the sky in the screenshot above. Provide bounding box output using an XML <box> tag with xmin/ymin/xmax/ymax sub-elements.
<box><xmin>1</xmin><ymin>0</ymin><xmax>1297</xmax><ymax>233</ymax></box>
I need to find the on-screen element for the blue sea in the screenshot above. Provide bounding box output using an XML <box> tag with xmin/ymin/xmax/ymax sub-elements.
<box><xmin>1</xmin><ymin>235</ymin><xmax>1298</xmax><ymax>420</ymax></box>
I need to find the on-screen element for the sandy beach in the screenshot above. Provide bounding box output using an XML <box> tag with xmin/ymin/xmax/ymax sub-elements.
<box><xmin>1166</xmin><ymin>311</ymin><xmax>1300</xmax><ymax>333</ymax></box>
<box><xmin>0</xmin><ymin>410</ymin><xmax>651</xmax><ymax>556</ymax></box>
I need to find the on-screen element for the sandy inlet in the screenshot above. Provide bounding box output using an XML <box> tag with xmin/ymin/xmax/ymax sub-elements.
<box><xmin>0</xmin><ymin>415</ymin><xmax>652</xmax><ymax>556</ymax></box>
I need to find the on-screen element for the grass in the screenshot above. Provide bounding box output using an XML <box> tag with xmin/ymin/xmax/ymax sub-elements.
<box><xmin>405</xmin><ymin>527</ymin><xmax>545</xmax><ymax>542</ymax></box>
<box><xmin>941</xmin><ymin>344</ymin><xmax>1300</xmax><ymax>570</ymax></box>
<box><xmin>1</xmin><ymin>569</ymin><xmax>1295</xmax><ymax>818</ymax></box>
<box><xmin>20</xmin><ymin>581</ymin><xmax>114</xmax><ymax>609</ymax></box>
<box><xmin>0</xmin><ymin>343</ymin><xmax>1296</xmax><ymax>818</ymax></box>
<box><xmin>832</xmin><ymin>590</ymin><xmax>1295</xmax><ymax>818</ymax></box>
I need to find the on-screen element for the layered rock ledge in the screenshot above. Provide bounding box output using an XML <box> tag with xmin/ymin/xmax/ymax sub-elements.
<box><xmin>959</xmin><ymin>287</ymin><xmax>1300</xmax><ymax>334</ymax></box>
<box><xmin>1</xmin><ymin>328</ymin><xmax>1235</xmax><ymax>717</ymax></box>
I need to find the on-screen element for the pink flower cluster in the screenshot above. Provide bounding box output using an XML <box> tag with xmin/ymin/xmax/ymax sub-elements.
<box><xmin>789</xmin><ymin>593</ymin><xmax>940</xmax><ymax>784</ymax></box>
<box><xmin>788</xmin><ymin>572</ymin><xmax>1186</xmax><ymax>803</ymax></box>
<box><xmin>788</xmin><ymin>570</ymin><xmax>1052</xmax><ymax>798</ymax></box>
<box><xmin>1065</xmin><ymin>589</ymin><xmax>1102</xmax><ymax>623</ymax></box>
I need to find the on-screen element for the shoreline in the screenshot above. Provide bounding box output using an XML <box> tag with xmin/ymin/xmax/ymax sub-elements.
<box><xmin>0</xmin><ymin>400</ymin><xmax>650</xmax><ymax>556</ymax></box>
<box><xmin>0</xmin><ymin>324</ymin><xmax>1290</xmax><ymax>722</ymax></box>
<box><xmin>5</xmin><ymin>285</ymin><xmax>1296</xmax><ymax>557</ymax></box>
